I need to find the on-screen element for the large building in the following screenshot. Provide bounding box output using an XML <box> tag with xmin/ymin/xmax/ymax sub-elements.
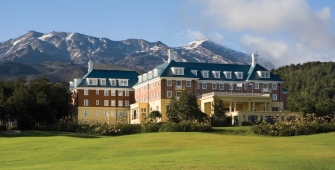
<box><xmin>71</xmin><ymin>50</ymin><xmax>299</xmax><ymax>126</ymax></box>
<box><xmin>70</xmin><ymin>60</ymin><xmax>138</xmax><ymax>124</ymax></box>
<box><xmin>130</xmin><ymin>49</ymin><xmax>299</xmax><ymax>125</ymax></box>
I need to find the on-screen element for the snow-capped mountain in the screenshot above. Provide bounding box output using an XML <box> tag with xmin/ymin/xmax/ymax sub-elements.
<box><xmin>0</xmin><ymin>31</ymin><xmax>274</xmax><ymax>71</ymax></box>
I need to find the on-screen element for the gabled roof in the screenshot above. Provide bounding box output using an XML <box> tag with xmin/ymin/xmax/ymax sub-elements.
<box><xmin>246</xmin><ymin>64</ymin><xmax>283</xmax><ymax>82</ymax></box>
<box><xmin>77</xmin><ymin>69</ymin><xmax>139</xmax><ymax>88</ymax></box>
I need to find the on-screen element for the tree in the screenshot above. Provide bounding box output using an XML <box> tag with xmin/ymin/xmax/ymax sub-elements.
<box><xmin>166</xmin><ymin>96</ymin><xmax>180</xmax><ymax>123</ymax></box>
<box><xmin>212</xmin><ymin>95</ymin><xmax>225</xmax><ymax>117</ymax></box>
<box><xmin>147</xmin><ymin>111</ymin><xmax>162</xmax><ymax>123</ymax></box>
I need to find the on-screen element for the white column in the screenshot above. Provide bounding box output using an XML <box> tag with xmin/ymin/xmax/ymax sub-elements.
<box><xmin>248</xmin><ymin>102</ymin><xmax>250</xmax><ymax>111</ymax></box>
<box><xmin>229</xmin><ymin>101</ymin><xmax>232</xmax><ymax>112</ymax></box>
<box><xmin>253</xmin><ymin>102</ymin><xmax>255</xmax><ymax>111</ymax></box>
<box><xmin>234</xmin><ymin>101</ymin><xmax>236</xmax><ymax>112</ymax></box>
<box><xmin>264</xmin><ymin>102</ymin><xmax>267</xmax><ymax>111</ymax></box>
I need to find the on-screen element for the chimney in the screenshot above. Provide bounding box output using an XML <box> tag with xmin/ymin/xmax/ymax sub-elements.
<box><xmin>168</xmin><ymin>49</ymin><xmax>175</xmax><ymax>63</ymax></box>
<box><xmin>251</xmin><ymin>52</ymin><xmax>258</xmax><ymax>67</ymax></box>
<box><xmin>88</xmin><ymin>60</ymin><xmax>93</xmax><ymax>72</ymax></box>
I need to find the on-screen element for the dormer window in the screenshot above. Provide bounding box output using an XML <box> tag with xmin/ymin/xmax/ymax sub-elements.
<box><xmin>109</xmin><ymin>79</ymin><xmax>117</xmax><ymax>86</ymax></box>
<box><xmin>118</xmin><ymin>79</ymin><xmax>128</xmax><ymax>86</ymax></box>
<box><xmin>148</xmin><ymin>71</ymin><xmax>153</xmax><ymax>79</ymax></box>
<box><xmin>138</xmin><ymin>75</ymin><xmax>142</xmax><ymax>83</ymax></box>
<box><xmin>153</xmin><ymin>69</ymin><xmax>158</xmax><ymax>77</ymax></box>
<box><xmin>223</xmin><ymin>71</ymin><xmax>232</xmax><ymax>79</ymax></box>
<box><xmin>87</xmin><ymin>78</ymin><xmax>98</xmax><ymax>85</ymax></box>
<box><xmin>171</xmin><ymin>67</ymin><xmax>184</xmax><ymax>75</ymax></box>
<box><xmin>143</xmin><ymin>73</ymin><xmax>147</xmax><ymax>81</ymax></box>
<box><xmin>257</xmin><ymin>71</ymin><xmax>270</xmax><ymax>78</ymax></box>
<box><xmin>212</xmin><ymin>71</ymin><xmax>220</xmax><ymax>78</ymax></box>
<box><xmin>201</xmin><ymin>70</ymin><xmax>209</xmax><ymax>78</ymax></box>
<box><xmin>191</xmin><ymin>70</ymin><xmax>197</xmax><ymax>76</ymax></box>
<box><xmin>100</xmin><ymin>79</ymin><xmax>106</xmax><ymax>86</ymax></box>
<box><xmin>235</xmin><ymin>72</ymin><xmax>243</xmax><ymax>79</ymax></box>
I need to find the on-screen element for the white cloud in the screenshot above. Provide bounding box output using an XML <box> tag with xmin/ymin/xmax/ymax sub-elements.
<box><xmin>178</xmin><ymin>29</ymin><xmax>225</xmax><ymax>46</ymax></box>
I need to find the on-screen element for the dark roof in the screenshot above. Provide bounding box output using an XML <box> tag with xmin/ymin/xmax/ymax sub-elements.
<box><xmin>246</xmin><ymin>64</ymin><xmax>283</xmax><ymax>82</ymax></box>
<box><xmin>77</xmin><ymin>69</ymin><xmax>139</xmax><ymax>88</ymax></box>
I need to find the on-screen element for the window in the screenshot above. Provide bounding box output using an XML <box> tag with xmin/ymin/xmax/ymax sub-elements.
<box><xmin>138</xmin><ymin>75</ymin><xmax>142</xmax><ymax>83</ymax></box>
<box><xmin>224</xmin><ymin>71</ymin><xmax>232</xmax><ymax>79</ymax></box>
<box><xmin>229</xmin><ymin>83</ymin><xmax>233</xmax><ymax>90</ymax></box>
<box><xmin>118</xmin><ymin>91</ymin><xmax>123</xmax><ymax>96</ymax></box>
<box><xmin>186</xmin><ymin>80</ymin><xmax>191</xmax><ymax>87</ymax></box>
<box><xmin>104</xmin><ymin>111</ymin><xmax>108</xmax><ymax>117</ymax></box>
<box><xmin>212</xmin><ymin>71</ymin><xmax>220</xmax><ymax>78</ymax></box>
<box><xmin>84</xmin><ymin>99</ymin><xmax>89</xmax><ymax>106</ymax></box>
<box><xmin>119</xmin><ymin>111</ymin><xmax>126</xmax><ymax>118</ymax></box>
<box><xmin>171</xmin><ymin>67</ymin><xmax>184</xmax><ymax>75</ymax></box>
<box><xmin>119</xmin><ymin>100</ymin><xmax>123</xmax><ymax>107</ymax></box>
<box><xmin>96</xmin><ymin>111</ymin><xmax>99</xmax><ymax>116</ymax></box>
<box><xmin>104</xmin><ymin>90</ymin><xmax>109</xmax><ymax>96</ymax></box>
<box><xmin>96</xmin><ymin>100</ymin><xmax>99</xmax><ymax>105</ymax></box>
<box><xmin>176</xmin><ymin>91</ymin><xmax>181</xmax><ymax>98</ymax></box>
<box><xmin>197</xmin><ymin>82</ymin><xmax>200</xmax><ymax>89</ymax></box>
<box><xmin>197</xmin><ymin>93</ymin><xmax>201</xmax><ymax>98</ymax></box>
<box><xmin>219</xmin><ymin>83</ymin><xmax>224</xmax><ymax>90</ymax></box>
<box><xmin>272</xmin><ymin>107</ymin><xmax>279</xmax><ymax>111</ymax></box>
<box><xmin>125</xmin><ymin>100</ymin><xmax>129</xmax><ymax>107</ymax></box>
<box><xmin>118</xmin><ymin>79</ymin><xmax>128</xmax><ymax>86</ymax></box>
<box><xmin>96</xmin><ymin>90</ymin><xmax>99</xmax><ymax>95</ymax></box>
<box><xmin>104</xmin><ymin>100</ymin><xmax>109</xmax><ymax>106</ymax></box>
<box><xmin>141</xmin><ymin>108</ymin><xmax>147</xmax><ymax>113</ymax></box>
<box><xmin>111</xmin><ymin>100</ymin><xmax>115</xmax><ymax>106</ymax></box>
<box><xmin>88</xmin><ymin>79</ymin><xmax>97</xmax><ymax>85</ymax></box>
<box><xmin>176</xmin><ymin>80</ymin><xmax>182</xmax><ymax>87</ymax></box>
<box><xmin>154</xmin><ymin>92</ymin><xmax>157</xmax><ymax>99</ymax></box>
<box><xmin>125</xmin><ymin>91</ymin><xmax>129</xmax><ymax>96</ymax></box>
<box><xmin>167</xmin><ymin>80</ymin><xmax>172</xmax><ymax>86</ymax></box>
<box><xmin>202</xmin><ymin>83</ymin><xmax>207</xmax><ymax>89</ymax></box>
<box><xmin>254</xmin><ymin>83</ymin><xmax>259</xmax><ymax>89</ymax></box>
<box><xmin>89</xmin><ymin>79</ymin><xmax>93</xmax><ymax>85</ymax></box>
<box><xmin>236</xmin><ymin>84</ymin><xmax>240</xmax><ymax>90</ymax></box>
<box><xmin>235</xmin><ymin>72</ymin><xmax>243</xmax><ymax>79</ymax></box>
<box><xmin>272</xmin><ymin>94</ymin><xmax>277</xmax><ymax>101</ymax></box>
<box><xmin>110</xmin><ymin>79</ymin><xmax>116</xmax><ymax>86</ymax></box>
<box><xmin>202</xmin><ymin>71</ymin><xmax>209</xmax><ymax>78</ymax></box>
<box><xmin>212</xmin><ymin>83</ymin><xmax>217</xmax><ymax>89</ymax></box>
<box><xmin>111</xmin><ymin>90</ymin><xmax>116</xmax><ymax>96</ymax></box>
<box><xmin>248</xmin><ymin>115</ymin><xmax>258</xmax><ymax>123</ymax></box>
<box><xmin>191</xmin><ymin>70</ymin><xmax>197</xmax><ymax>76</ymax></box>
<box><xmin>84</xmin><ymin>89</ymin><xmax>88</xmax><ymax>95</ymax></box>
<box><xmin>148</xmin><ymin>71</ymin><xmax>153</xmax><ymax>79</ymax></box>
<box><xmin>167</xmin><ymin>91</ymin><xmax>172</xmax><ymax>98</ymax></box>
<box><xmin>272</xmin><ymin>83</ymin><xmax>277</xmax><ymax>90</ymax></box>
<box><xmin>84</xmin><ymin>110</ymin><xmax>88</xmax><ymax>116</ymax></box>
<box><xmin>258</xmin><ymin>71</ymin><xmax>270</xmax><ymax>78</ymax></box>
<box><xmin>100</xmin><ymin>79</ymin><xmax>106</xmax><ymax>86</ymax></box>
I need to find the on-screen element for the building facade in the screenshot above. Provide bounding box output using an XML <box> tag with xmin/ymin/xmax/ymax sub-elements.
<box><xmin>70</xmin><ymin>60</ymin><xmax>138</xmax><ymax>124</ymax></box>
<box><xmin>130</xmin><ymin>49</ymin><xmax>300</xmax><ymax>125</ymax></box>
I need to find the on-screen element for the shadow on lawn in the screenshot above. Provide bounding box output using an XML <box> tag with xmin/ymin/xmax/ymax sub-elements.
<box><xmin>1</xmin><ymin>131</ymin><xmax>102</xmax><ymax>138</ymax></box>
<box><xmin>211</xmin><ymin>127</ymin><xmax>254</xmax><ymax>136</ymax></box>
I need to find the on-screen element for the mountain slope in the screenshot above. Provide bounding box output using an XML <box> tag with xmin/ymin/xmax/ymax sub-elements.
<box><xmin>0</xmin><ymin>31</ymin><xmax>274</xmax><ymax>71</ymax></box>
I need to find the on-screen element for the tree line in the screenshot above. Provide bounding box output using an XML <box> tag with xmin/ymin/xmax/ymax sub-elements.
<box><xmin>0</xmin><ymin>77</ymin><xmax>73</xmax><ymax>129</ymax></box>
<box><xmin>273</xmin><ymin>61</ymin><xmax>335</xmax><ymax>116</ymax></box>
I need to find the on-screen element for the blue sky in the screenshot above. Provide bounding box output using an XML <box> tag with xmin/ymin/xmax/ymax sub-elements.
<box><xmin>1</xmin><ymin>0</ymin><xmax>335</xmax><ymax>67</ymax></box>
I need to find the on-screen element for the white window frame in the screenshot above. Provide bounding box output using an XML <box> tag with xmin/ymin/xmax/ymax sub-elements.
<box><xmin>96</xmin><ymin>111</ymin><xmax>99</xmax><ymax>116</ymax></box>
<box><xmin>96</xmin><ymin>100</ymin><xmax>99</xmax><ymax>105</ymax></box>
<box><xmin>212</xmin><ymin>71</ymin><xmax>220</xmax><ymax>78</ymax></box>
<box><xmin>201</xmin><ymin>71</ymin><xmax>209</xmax><ymax>78</ymax></box>
<box><xmin>96</xmin><ymin>90</ymin><xmax>99</xmax><ymax>95</ymax></box>
<box><xmin>224</xmin><ymin>71</ymin><xmax>232</xmax><ymax>79</ymax></box>
<box><xmin>103</xmin><ymin>100</ymin><xmax>108</xmax><ymax>106</ymax></box>
<box><xmin>186</xmin><ymin>80</ymin><xmax>191</xmax><ymax>87</ymax></box>
<box><xmin>100</xmin><ymin>79</ymin><xmax>106</xmax><ymax>86</ymax></box>
<box><xmin>84</xmin><ymin>89</ymin><xmax>88</xmax><ymax>95</ymax></box>
<box><xmin>87</xmin><ymin>78</ymin><xmax>98</xmax><ymax>85</ymax></box>
<box><xmin>176</xmin><ymin>91</ymin><xmax>181</xmax><ymax>98</ymax></box>
<box><xmin>229</xmin><ymin>83</ymin><xmax>233</xmax><ymax>90</ymax></box>
<box><xmin>219</xmin><ymin>83</ymin><xmax>224</xmax><ymax>90</ymax></box>
<box><xmin>167</xmin><ymin>80</ymin><xmax>172</xmax><ymax>86</ymax></box>
<box><xmin>84</xmin><ymin>110</ymin><xmax>88</xmax><ymax>116</ymax></box>
<box><xmin>171</xmin><ymin>67</ymin><xmax>184</xmax><ymax>75</ymax></box>
<box><xmin>104</xmin><ymin>90</ymin><xmax>109</xmax><ymax>96</ymax></box>
<box><xmin>235</xmin><ymin>72</ymin><xmax>243</xmax><ymax>79</ymax></box>
<box><xmin>110</xmin><ymin>79</ymin><xmax>117</xmax><ymax>86</ymax></box>
<box><xmin>272</xmin><ymin>94</ymin><xmax>277</xmax><ymax>101</ymax></box>
<box><xmin>272</xmin><ymin>83</ymin><xmax>277</xmax><ymax>90</ymax></box>
<box><xmin>118</xmin><ymin>100</ymin><xmax>123</xmax><ymax>107</ymax></box>
<box><xmin>125</xmin><ymin>91</ymin><xmax>129</xmax><ymax>96</ymax></box>
<box><xmin>191</xmin><ymin>70</ymin><xmax>197</xmax><ymax>76</ymax></box>
<box><xmin>202</xmin><ymin>82</ymin><xmax>207</xmax><ymax>89</ymax></box>
<box><xmin>258</xmin><ymin>71</ymin><xmax>270</xmax><ymax>78</ymax></box>
<box><xmin>212</xmin><ymin>83</ymin><xmax>217</xmax><ymax>89</ymax></box>
<box><xmin>197</xmin><ymin>82</ymin><xmax>200</xmax><ymax>89</ymax></box>
<box><xmin>111</xmin><ymin>90</ymin><xmax>116</xmax><ymax>96</ymax></box>
<box><xmin>118</xmin><ymin>91</ymin><xmax>123</xmax><ymax>96</ymax></box>
<box><xmin>167</xmin><ymin>91</ymin><xmax>172</xmax><ymax>98</ymax></box>
<box><xmin>125</xmin><ymin>100</ymin><xmax>129</xmax><ymax>107</ymax></box>
<box><xmin>84</xmin><ymin>99</ymin><xmax>89</xmax><ymax>106</ymax></box>
<box><xmin>236</xmin><ymin>85</ymin><xmax>240</xmax><ymax>90</ymax></box>
<box><xmin>111</xmin><ymin>100</ymin><xmax>115</xmax><ymax>106</ymax></box>
<box><xmin>118</xmin><ymin>79</ymin><xmax>128</xmax><ymax>86</ymax></box>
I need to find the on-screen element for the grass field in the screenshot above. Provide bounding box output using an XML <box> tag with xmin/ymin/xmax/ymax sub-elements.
<box><xmin>1</xmin><ymin>128</ymin><xmax>335</xmax><ymax>170</ymax></box>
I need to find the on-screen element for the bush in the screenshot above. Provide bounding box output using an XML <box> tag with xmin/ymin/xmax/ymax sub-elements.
<box><xmin>241</xmin><ymin>121</ymin><xmax>253</xmax><ymax>126</ymax></box>
<box><xmin>141</xmin><ymin>123</ymin><xmax>161</xmax><ymax>133</ymax></box>
<box><xmin>0</xmin><ymin>125</ymin><xmax>7</xmax><ymax>131</ymax></box>
<box><xmin>252</xmin><ymin>114</ymin><xmax>335</xmax><ymax>136</ymax></box>
<box><xmin>210</xmin><ymin>116</ymin><xmax>232</xmax><ymax>127</ymax></box>
<box><xmin>158</xmin><ymin>122</ymin><xmax>212</xmax><ymax>132</ymax></box>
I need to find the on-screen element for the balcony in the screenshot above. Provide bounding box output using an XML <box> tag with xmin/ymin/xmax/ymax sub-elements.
<box><xmin>174</xmin><ymin>85</ymin><xmax>185</xmax><ymax>90</ymax></box>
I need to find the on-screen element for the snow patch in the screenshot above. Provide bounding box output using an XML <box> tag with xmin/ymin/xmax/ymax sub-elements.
<box><xmin>183</xmin><ymin>38</ymin><xmax>207</xmax><ymax>50</ymax></box>
<box><xmin>38</xmin><ymin>32</ymin><xmax>54</xmax><ymax>41</ymax></box>
<box><xmin>66</xmin><ymin>33</ymin><xmax>74</xmax><ymax>41</ymax></box>
<box><xmin>12</xmin><ymin>39</ymin><xmax>22</xmax><ymax>46</ymax></box>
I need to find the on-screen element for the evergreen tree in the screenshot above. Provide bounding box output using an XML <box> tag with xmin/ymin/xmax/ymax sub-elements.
<box><xmin>166</xmin><ymin>96</ymin><xmax>180</xmax><ymax>123</ymax></box>
<box><xmin>147</xmin><ymin>111</ymin><xmax>162</xmax><ymax>123</ymax></box>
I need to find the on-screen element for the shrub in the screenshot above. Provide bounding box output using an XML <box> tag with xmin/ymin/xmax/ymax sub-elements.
<box><xmin>242</xmin><ymin>121</ymin><xmax>253</xmax><ymax>126</ymax></box>
<box><xmin>210</xmin><ymin>116</ymin><xmax>232</xmax><ymax>127</ymax></box>
<box><xmin>0</xmin><ymin>125</ymin><xmax>7</xmax><ymax>131</ymax></box>
<box><xmin>141</xmin><ymin>123</ymin><xmax>161</xmax><ymax>133</ymax></box>
<box><xmin>252</xmin><ymin>114</ymin><xmax>335</xmax><ymax>136</ymax></box>
<box><xmin>158</xmin><ymin>122</ymin><xmax>212</xmax><ymax>132</ymax></box>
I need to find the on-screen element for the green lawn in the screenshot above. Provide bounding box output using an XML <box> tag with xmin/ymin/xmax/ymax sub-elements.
<box><xmin>1</xmin><ymin>130</ymin><xmax>335</xmax><ymax>170</ymax></box>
